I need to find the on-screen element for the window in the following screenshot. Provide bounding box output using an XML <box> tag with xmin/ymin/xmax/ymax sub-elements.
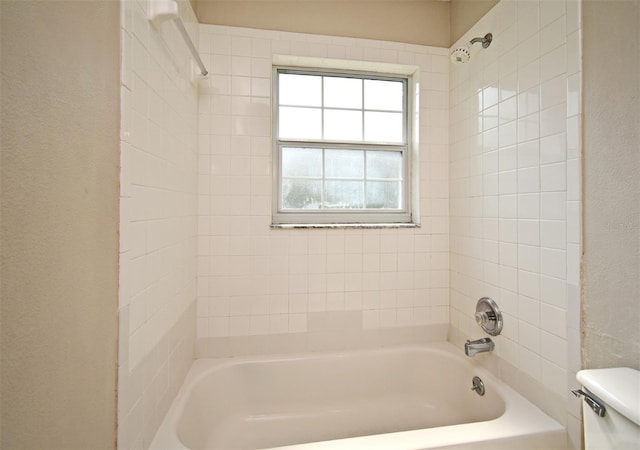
<box><xmin>273</xmin><ymin>68</ymin><xmax>413</xmax><ymax>225</ymax></box>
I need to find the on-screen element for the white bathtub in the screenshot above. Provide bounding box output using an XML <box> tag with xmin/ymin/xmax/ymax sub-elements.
<box><xmin>150</xmin><ymin>342</ymin><xmax>566</xmax><ymax>450</ymax></box>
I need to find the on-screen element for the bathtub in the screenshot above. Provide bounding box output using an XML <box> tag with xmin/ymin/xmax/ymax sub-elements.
<box><xmin>150</xmin><ymin>342</ymin><xmax>566</xmax><ymax>450</ymax></box>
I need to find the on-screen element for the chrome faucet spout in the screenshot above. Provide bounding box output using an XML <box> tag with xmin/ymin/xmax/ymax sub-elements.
<box><xmin>464</xmin><ymin>337</ymin><xmax>495</xmax><ymax>357</ymax></box>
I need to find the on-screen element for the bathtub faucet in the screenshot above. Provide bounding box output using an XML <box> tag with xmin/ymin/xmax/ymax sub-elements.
<box><xmin>464</xmin><ymin>337</ymin><xmax>494</xmax><ymax>357</ymax></box>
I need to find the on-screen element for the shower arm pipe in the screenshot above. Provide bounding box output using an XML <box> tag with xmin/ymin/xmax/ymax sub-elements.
<box><xmin>148</xmin><ymin>0</ymin><xmax>209</xmax><ymax>77</ymax></box>
<box><xmin>469</xmin><ymin>33</ymin><xmax>493</xmax><ymax>49</ymax></box>
<box><xmin>173</xmin><ymin>18</ymin><xmax>208</xmax><ymax>76</ymax></box>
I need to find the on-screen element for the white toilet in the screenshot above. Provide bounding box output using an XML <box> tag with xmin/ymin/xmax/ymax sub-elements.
<box><xmin>576</xmin><ymin>367</ymin><xmax>640</xmax><ymax>449</ymax></box>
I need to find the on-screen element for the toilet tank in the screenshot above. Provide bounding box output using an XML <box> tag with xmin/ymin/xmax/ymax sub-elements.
<box><xmin>576</xmin><ymin>368</ymin><xmax>640</xmax><ymax>449</ymax></box>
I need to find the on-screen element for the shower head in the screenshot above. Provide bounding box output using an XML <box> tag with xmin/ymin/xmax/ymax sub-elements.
<box><xmin>450</xmin><ymin>33</ymin><xmax>493</xmax><ymax>64</ymax></box>
<box><xmin>450</xmin><ymin>46</ymin><xmax>471</xmax><ymax>64</ymax></box>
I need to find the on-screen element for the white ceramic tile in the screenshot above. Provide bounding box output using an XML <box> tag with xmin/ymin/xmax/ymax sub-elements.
<box><xmin>519</xmin><ymin>346</ymin><xmax>541</xmax><ymax>381</ymax></box>
<box><xmin>212</xmin><ymin>54</ymin><xmax>231</xmax><ymax>75</ymax></box>
<box><xmin>540</xmin><ymin>103</ymin><xmax>566</xmax><ymax>137</ymax></box>
<box><xmin>518</xmin><ymin>193</ymin><xmax>540</xmax><ymax>219</ymax></box>
<box><xmin>269</xmin><ymin>314</ymin><xmax>289</xmax><ymax>334</ymax></box>
<box><xmin>249</xmin><ymin>315</ymin><xmax>269</xmax><ymax>335</ymax></box>
<box><xmin>541</xmin><ymin>1</ymin><xmax>566</xmax><ymax>26</ymax></box>
<box><xmin>566</xmin><ymin>114</ymin><xmax>580</xmax><ymax>159</ymax></box>
<box><xmin>541</xmin><ymin>330</ymin><xmax>567</xmax><ymax>368</ymax></box>
<box><xmin>540</xmin><ymin>248</ymin><xmax>566</xmax><ymax>279</ymax></box>
<box><xmin>519</xmin><ymin>270</ymin><xmax>540</xmax><ymax>301</ymax></box>
<box><xmin>540</xmin><ymin>17</ymin><xmax>566</xmax><ymax>55</ymax></box>
<box><xmin>500</xmin><ymin>70</ymin><xmax>518</xmax><ymax>100</ymax></box>
<box><xmin>540</xmin><ymin>45</ymin><xmax>566</xmax><ymax>82</ymax></box>
<box><xmin>251</xmin><ymin>38</ymin><xmax>271</xmax><ymax>58</ymax></box>
<box><xmin>517</xmin><ymin>140</ymin><xmax>540</xmax><ymax>169</ymax></box>
<box><xmin>517</xmin><ymin>86</ymin><xmax>540</xmax><ymax>117</ymax></box>
<box><xmin>517</xmin><ymin>113</ymin><xmax>540</xmax><ymax>143</ymax></box>
<box><xmin>540</xmin><ymin>192</ymin><xmax>566</xmax><ymax>220</ymax></box>
<box><xmin>498</xmin><ymin>121</ymin><xmax>517</xmax><ymax>148</ymax></box>
<box><xmin>500</xmin><ymin>265</ymin><xmax>518</xmax><ymax>293</ymax></box>
<box><xmin>539</xmin><ymin>133</ymin><xmax>566</xmax><ymax>164</ymax></box>
<box><xmin>500</xmin><ymin>47</ymin><xmax>518</xmax><ymax>78</ymax></box>
<box><xmin>499</xmin><ymin>242</ymin><xmax>518</xmax><ymax>268</ymax></box>
<box><xmin>212</xmin><ymin>34</ymin><xmax>232</xmax><ymax>55</ymax></box>
<box><xmin>499</xmin><ymin>170</ymin><xmax>517</xmax><ymax>194</ymax></box>
<box><xmin>499</xmin><ymin>96</ymin><xmax>518</xmax><ymax>125</ymax></box>
<box><xmin>517</xmin><ymin>34</ymin><xmax>540</xmax><ymax>69</ymax></box>
<box><xmin>540</xmin><ymin>75</ymin><xmax>566</xmax><ymax>110</ymax></box>
<box><xmin>518</xmin><ymin>60</ymin><xmax>540</xmax><ymax>93</ymax></box>
<box><xmin>540</xmin><ymin>220</ymin><xmax>566</xmax><ymax>250</ymax></box>
<box><xmin>566</xmin><ymin>30</ymin><xmax>580</xmax><ymax>76</ymax></box>
<box><xmin>567</xmin><ymin>73</ymin><xmax>580</xmax><ymax>117</ymax></box>
<box><xmin>517</xmin><ymin>166</ymin><xmax>540</xmax><ymax>193</ymax></box>
<box><xmin>541</xmin><ymin>359</ymin><xmax>568</xmax><ymax>397</ymax></box>
<box><xmin>497</xmin><ymin>1</ymin><xmax>517</xmax><ymax>34</ymax></box>
<box><xmin>518</xmin><ymin>219</ymin><xmax>540</xmax><ymax>246</ymax></box>
<box><xmin>517</xmin><ymin>0</ymin><xmax>541</xmax><ymax>43</ymax></box>
<box><xmin>540</xmin><ymin>162</ymin><xmax>566</xmax><ymax>191</ymax></box>
<box><xmin>541</xmin><ymin>303</ymin><xmax>567</xmax><ymax>338</ymax></box>
<box><xmin>209</xmin><ymin>317</ymin><xmax>229</xmax><ymax>337</ymax></box>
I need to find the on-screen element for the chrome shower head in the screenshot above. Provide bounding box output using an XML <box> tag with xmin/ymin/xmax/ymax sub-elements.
<box><xmin>450</xmin><ymin>46</ymin><xmax>471</xmax><ymax>64</ymax></box>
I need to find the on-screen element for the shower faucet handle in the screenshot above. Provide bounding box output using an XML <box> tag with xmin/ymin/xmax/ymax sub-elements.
<box><xmin>475</xmin><ymin>310</ymin><xmax>496</xmax><ymax>326</ymax></box>
<box><xmin>474</xmin><ymin>297</ymin><xmax>503</xmax><ymax>336</ymax></box>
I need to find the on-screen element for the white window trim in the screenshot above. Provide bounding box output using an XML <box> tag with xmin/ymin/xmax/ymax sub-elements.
<box><xmin>271</xmin><ymin>57</ymin><xmax>421</xmax><ymax>228</ymax></box>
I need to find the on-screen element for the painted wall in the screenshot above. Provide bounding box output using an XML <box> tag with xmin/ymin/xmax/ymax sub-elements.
<box><xmin>0</xmin><ymin>1</ymin><xmax>120</xmax><ymax>448</ymax></box>
<box><xmin>197</xmin><ymin>0</ymin><xmax>451</xmax><ymax>47</ymax></box>
<box><xmin>196</xmin><ymin>25</ymin><xmax>451</xmax><ymax>357</ymax></box>
<box><xmin>582</xmin><ymin>0</ymin><xmax>640</xmax><ymax>370</ymax></box>
<box><xmin>448</xmin><ymin>0</ymin><xmax>582</xmax><ymax>447</ymax></box>
<box><xmin>450</xmin><ymin>0</ymin><xmax>499</xmax><ymax>44</ymax></box>
<box><xmin>117</xmin><ymin>0</ymin><xmax>199</xmax><ymax>447</ymax></box>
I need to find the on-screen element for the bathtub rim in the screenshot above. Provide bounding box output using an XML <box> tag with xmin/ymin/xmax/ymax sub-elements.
<box><xmin>149</xmin><ymin>341</ymin><xmax>565</xmax><ymax>450</ymax></box>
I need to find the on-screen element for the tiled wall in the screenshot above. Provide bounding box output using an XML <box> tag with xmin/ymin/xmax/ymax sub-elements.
<box><xmin>118</xmin><ymin>0</ymin><xmax>199</xmax><ymax>447</ymax></box>
<box><xmin>197</xmin><ymin>25</ymin><xmax>451</xmax><ymax>356</ymax></box>
<box><xmin>448</xmin><ymin>0</ymin><xmax>581</xmax><ymax>448</ymax></box>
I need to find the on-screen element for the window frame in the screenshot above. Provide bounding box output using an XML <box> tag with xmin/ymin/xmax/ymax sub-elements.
<box><xmin>272</xmin><ymin>66</ymin><xmax>414</xmax><ymax>226</ymax></box>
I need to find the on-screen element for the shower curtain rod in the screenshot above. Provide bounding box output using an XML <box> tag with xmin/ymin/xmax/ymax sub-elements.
<box><xmin>173</xmin><ymin>18</ymin><xmax>208</xmax><ymax>76</ymax></box>
<box><xmin>149</xmin><ymin>0</ymin><xmax>209</xmax><ymax>77</ymax></box>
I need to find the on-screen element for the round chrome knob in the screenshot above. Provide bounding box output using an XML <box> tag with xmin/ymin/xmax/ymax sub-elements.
<box><xmin>475</xmin><ymin>297</ymin><xmax>503</xmax><ymax>336</ymax></box>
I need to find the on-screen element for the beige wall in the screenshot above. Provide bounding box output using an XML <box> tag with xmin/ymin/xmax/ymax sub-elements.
<box><xmin>0</xmin><ymin>1</ymin><xmax>120</xmax><ymax>448</ymax></box>
<box><xmin>197</xmin><ymin>0</ymin><xmax>451</xmax><ymax>47</ymax></box>
<box><xmin>449</xmin><ymin>0</ymin><xmax>498</xmax><ymax>44</ymax></box>
<box><xmin>582</xmin><ymin>0</ymin><xmax>640</xmax><ymax>370</ymax></box>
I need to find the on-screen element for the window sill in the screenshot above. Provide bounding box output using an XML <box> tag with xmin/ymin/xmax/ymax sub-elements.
<box><xmin>270</xmin><ymin>223</ymin><xmax>420</xmax><ymax>230</ymax></box>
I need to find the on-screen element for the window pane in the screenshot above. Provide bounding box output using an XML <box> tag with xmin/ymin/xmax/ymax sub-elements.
<box><xmin>325</xmin><ymin>149</ymin><xmax>364</xmax><ymax>178</ymax></box>
<box><xmin>324</xmin><ymin>76</ymin><xmax>362</xmax><ymax>109</ymax></box>
<box><xmin>279</xmin><ymin>74</ymin><xmax>321</xmax><ymax>107</ymax></box>
<box><xmin>282</xmin><ymin>179</ymin><xmax>322</xmax><ymax>209</ymax></box>
<box><xmin>324</xmin><ymin>109</ymin><xmax>363</xmax><ymax>141</ymax></box>
<box><xmin>364</xmin><ymin>111</ymin><xmax>403</xmax><ymax>143</ymax></box>
<box><xmin>325</xmin><ymin>181</ymin><xmax>364</xmax><ymax>208</ymax></box>
<box><xmin>275</xmin><ymin>71</ymin><xmax>410</xmax><ymax>222</ymax></box>
<box><xmin>366</xmin><ymin>151</ymin><xmax>402</xmax><ymax>179</ymax></box>
<box><xmin>364</xmin><ymin>79</ymin><xmax>403</xmax><ymax>111</ymax></box>
<box><xmin>279</xmin><ymin>107</ymin><xmax>321</xmax><ymax>140</ymax></box>
<box><xmin>282</xmin><ymin>147</ymin><xmax>322</xmax><ymax>177</ymax></box>
<box><xmin>366</xmin><ymin>181</ymin><xmax>401</xmax><ymax>209</ymax></box>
